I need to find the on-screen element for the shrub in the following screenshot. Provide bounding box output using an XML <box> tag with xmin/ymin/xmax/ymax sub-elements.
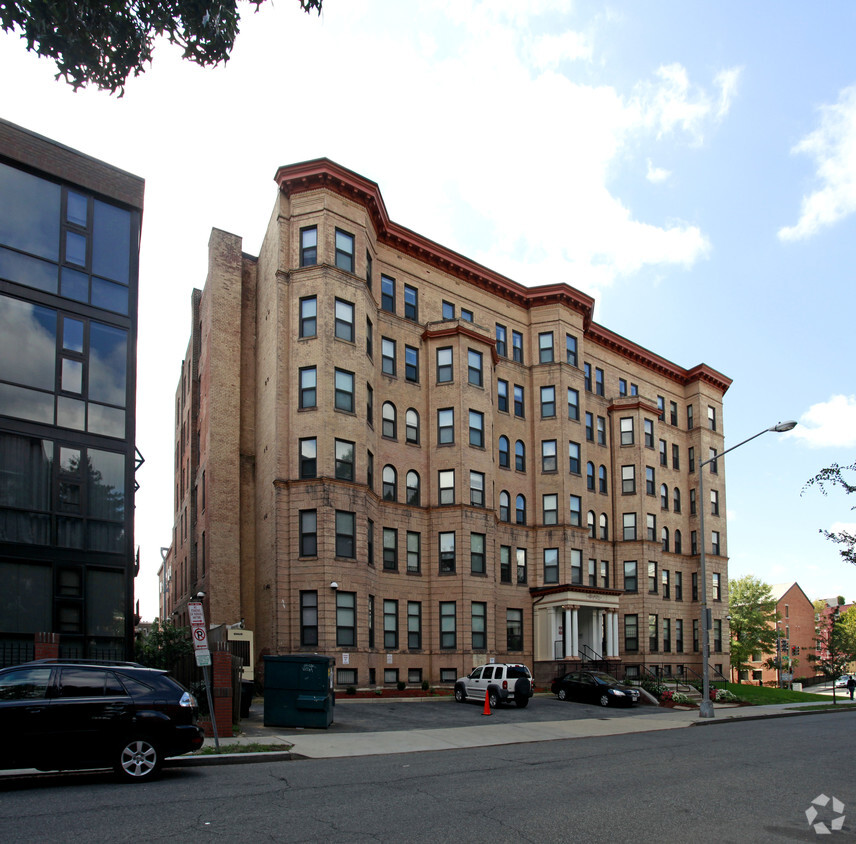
<box><xmin>397</xmin><ymin>680</ymin><xmax>407</xmax><ymax>691</ymax></box>
<box><xmin>421</xmin><ymin>680</ymin><xmax>430</xmax><ymax>691</ymax></box>
<box><xmin>346</xmin><ymin>686</ymin><xmax>356</xmax><ymax>695</ymax></box>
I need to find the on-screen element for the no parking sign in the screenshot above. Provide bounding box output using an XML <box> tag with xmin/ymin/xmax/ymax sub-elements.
<box><xmin>188</xmin><ymin>601</ymin><xmax>211</xmax><ymax>666</ymax></box>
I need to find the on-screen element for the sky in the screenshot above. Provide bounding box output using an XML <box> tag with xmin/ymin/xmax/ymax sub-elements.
<box><xmin>2</xmin><ymin>0</ymin><xmax>855</xmax><ymax>620</ymax></box>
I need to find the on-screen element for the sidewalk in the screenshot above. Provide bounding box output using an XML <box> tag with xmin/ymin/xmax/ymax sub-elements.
<box><xmin>180</xmin><ymin>697</ymin><xmax>856</xmax><ymax>765</ymax></box>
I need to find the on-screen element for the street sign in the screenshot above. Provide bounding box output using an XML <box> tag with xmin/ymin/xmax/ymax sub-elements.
<box><xmin>188</xmin><ymin>601</ymin><xmax>211</xmax><ymax>664</ymax></box>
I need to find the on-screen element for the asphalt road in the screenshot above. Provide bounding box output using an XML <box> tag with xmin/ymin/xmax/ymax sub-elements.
<box><xmin>1</xmin><ymin>711</ymin><xmax>854</xmax><ymax>843</ymax></box>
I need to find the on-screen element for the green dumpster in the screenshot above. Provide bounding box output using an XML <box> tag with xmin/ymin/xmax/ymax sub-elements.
<box><xmin>263</xmin><ymin>655</ymin><xmax>335</xmax><ymax>728</ymax></box>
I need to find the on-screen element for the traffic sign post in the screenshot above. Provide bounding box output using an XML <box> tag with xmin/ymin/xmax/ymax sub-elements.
<box><xmin>188</xmin><ymin>601</ymin><xmax>218</xmax><ymax>749</ymax></box>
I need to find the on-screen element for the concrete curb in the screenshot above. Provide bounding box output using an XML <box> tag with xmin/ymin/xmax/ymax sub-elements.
<box><xmin>690</xmin><ymin>705</ymin><xmax>856</xmax><ymax>727</ymax></box>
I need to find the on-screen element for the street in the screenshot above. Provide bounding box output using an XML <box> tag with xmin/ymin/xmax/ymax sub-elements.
<box><xmin>1</xmin><ymin>712</ymin><xmax>854</xmax><ymax>842</ymax></box>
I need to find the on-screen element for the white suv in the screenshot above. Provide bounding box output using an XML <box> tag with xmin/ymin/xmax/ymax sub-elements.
<box><xmin>454</xmin><ymin>663</ymin><xmax>534</xmax><ymax>708</ymax></box>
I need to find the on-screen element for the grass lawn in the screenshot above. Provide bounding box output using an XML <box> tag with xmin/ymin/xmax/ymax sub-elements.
<box><xmin>726</xmin><ymin>682</ymin><xmax>840</xmax><ymax>705</ymax></box>
<box><xmin>194</xmin><ymin>742</ymin><xmax>293</xmax><ymax>755</ymax></box>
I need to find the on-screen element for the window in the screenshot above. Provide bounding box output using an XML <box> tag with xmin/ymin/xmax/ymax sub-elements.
<box><xmin>713</xmin><ymin>618</ymin><xmax>722</xmax><ymax>652</ymax></box>
<box><xmin>648</xmin><ymin>561</ymin><xmax>658</xmax><ymax>593</ymax></box>
<box><xmin>469</xmin><ymin>409</ymin><xmax>484</xmax><ymax>447</ymax></box>
<box><xmin>712</xmin><ymin>531</ymin><xmax>721</xmax><ymax>556</ymax></box>
<box><xmin>675</xmin><ymin>571</ymin><xmax>683</xmax><ymax>601</ymax></box>
<box><xmin>586</xmin><ymin>412</ymin><xmax>594</xmax><ymax>441</ymax></box>
<box><xmin>366</xmin><ymin>316</ymin><xmax>373</xmax><ymax>358</ymax></box>
<box><xmin>543</xmin><ymin>494</ymin><xmax>558</xmax><ymax>525</ymax></box>
<box><xmin>662</xmin><ymin>569</ymin><xmax>670</xmax><ymax>599</ymax></box>
<box><xmin>566</xmin><ymin>334</ymin><xmax>578</xmax><ymax>367</ymax></box>
<box><xmin>336</xmin><ymin>591</ymin><xmax>356</xmax><ymax>646</ymax></box>
<box><xmin>436</xmin><ymin>347</ymin><xmax>452</xmax><ymax>382</ymax></box>
<box><xmin>507</xmin><ymin>609</ymin><xmax>523</xmax><ymax>651</ymax></box>
<box><xmin>670</xmin><ymin>401</ymin><xmax>678</xmax><ymax>426</ymax></box>
<box><xmin>692</xmin><ymin>571</ymin><xmax>699</xmax><ymax>600</ymax></box>
<box><xmin>300</xmin><ymin>226</ymin><xmax>317</xmax><ymax>266</ymax></box>
<box><xmin>599</xmin><ymin>465</ymin><xmax>608</xmax><ymax>494</ymax></box>
<box><xmin>381</xmin><ymin>274</ymin><xmax>395</xmax><ymax>313</ymax></box>
<box><xmin>646</xmin><ymin>513</ymin><xmax>656</xmax><ymax>541</ymax></box>
<box><xmin>334</xmin><ymin>368</ymin><xmax>354</xmax><ymax>412</ymax></box>
<box><xmin>300</xmin><ymin>591</ymin><xmax>318</xmax><ymax>646</ymax></box>
<box><xmin>712</xmin><ymin>572</ymin><xmax>721</xmax><ymax>600</ymax></box>
<box><xmin>584</xmin><ymin>363</ymin><xmax>592</xmax><ymax>392</ymax></box>
<box><xmin>689</xmin><ymin>447</ymin><xmax>695</xmax><ymax>473</ymax></box>
<box><xmin>366</xmin><ymin>383</ymin><xmax>373</xmax><ymax>426</ymax></box>
<box><xmin>335</xmin><ymin>229</ymin><xmax>355</xmax><ymax>272</ymax></box>
<box><xmin>500</xmin><ymin>545</ymin><xmax>511</xmax><ymax>582</ymax></box>
<box><xmin>439</xmin><ymin>469</ymin><xmax>455</xmax><ymax>505</ymax></box>
<box><xmin>659</xmin><ymin>439</ymin><xmax>667</xmax><ymax>466</ymax></box>
<box><xmin>383</xmin><ymin>527</ymin><xmax>398</xmax><ymax>570</ymax></box>
<box><xmin>542</xmin><ymin>439</ymin><xmax>557</xmax><ymax>472</ymax></box>
<box><xmin>382</xmin><ymin>465</ymin><xmax>397</xmax><ymax>501</ymax></box>
<box><xmin>405</xmin><ymin>345</ymin><xmax>419</xmax><ymax>382</ymax></box>
<box><xmin>470</xmin><ymin>533</ymin><xmax>486</xmax><ymax>574</ymax></box>
<box><xmin>600</xmin><ymin>513</ymin><xmax>608</xmax><ymax>540</ymax></box>
<box><xmin>673</xmin><ymin>487</ymin><xmax>681</xmax><ymax>513</ymax></box>
<box><xmin>619</xmin><ymin>379</ymin><xmax>627</xmax><ymax>397</ymax></box>
<box><xmin>299</xmin><ymin>296</ymin><xmax>317</xmax><ymax>337</ymax></box>
<box><xmin>438</xmin><ymin>408</ymin><xmax>454</xmax><ymax>445</ymax></box>
<box><xmin>381</xmin><ymin>337</ymin><xmax>396</xmax><ymax>376</ymax></box>
<box><xmin>470</xmin><ymin>471</ymin><xmax>485</xmax><ymax>507</ymax></box>
<box><xmin>597</xmin><ymin>416</ymin><xmax>607</xmax><ymax>445</ymax></box>
<box><xmin>440</xmin><ymin>602</ymin><xmax>456</xmax><ymax>648</ymax></box>
<box><xmin>540</xmin><ymin>385</ymin><xmax>556</xmax><ymax>418</ymax></box>
<box><xmin>499</xmin><ymin>491</ymin><xmax>510</xmax><ymax>522</ymax></box>
<box><xmin>587</xmin><ymin>462</ymin><xmax>595</xmax><ymax>490</ymax></box>
<box><xmin>687</xmin><ymin>404</ymin><xmax>694</xmax><ymax>430</ymax></box>
<box><xmin>567</xmin><ymin>387</ymin><xmax>579</xmax><ymax>420</ymax></box>
<box><xmin>675</xmin><ymin>618</ymin><xmax>684</xmax><ymax>653</ymax></box>
<box><xmin>299</xmin><ymin>510</ymin><xmax>317</xmax><ymax>556</ymax></box>
<box><xmin>710</xmin><ymin>489</ymin><xmax>719</xmax><ymax>515</ymax></box>
<box><xmin>568</xmin><ymin>441</ymin><xmax>581</xmax><ymax>475</ymax></box>
<box><xmin>571</xmin><ymin>549</ymin><xmax>582</xmax><ymax>584</ymax></box>
<box><xmin>516</xmin><ymin>548</ymin><xmax>527</xmax><ymax>583</ymax></box>
<box><xmin>587</xmin><ymin>558</ymin><xmax>597</xmax><ymax>586</ymax></box>
<box><xmin>512</xmin><ymin>330</ymin><xmax>523</xmax><ymax>363</ymax></box>
<box><xmin>498</xmin><ymin>379</ymin><xmax>509</xmax><ymax>412</ymax></box>
<box><xmin>661</xmin><ymin>526</ymin><xmax>669</xmax><ymax>552</ymax></box>
<box><xmin>709</xmin><ymin>448</ymin><xmax>718</xmax><ymax>474</ymax></box>
<box><xmin>620</xmin><ymin>417</ymin><xmax>634</xmax><ymax>445</ymax></box>
<box><xmin>515</xmin><ymin>440</ymin><xmax>526</xmax><ymax>472</ymax></box>
<box><xmin>672</xmin><ymin>444</ymin><xmax>680</xmax><ymax>470</ymax></box>
<box><xmin>690</xmin><ymin>488</ymin><xmax>697</xmax><ymax>515</ymax></box>
<box><xmin>646</xmin><ymin>467</ymin><xmax>655</xmax><ymax>496</ymax></box>
<box><xmin>657</xmin><ymin>396</ymin><xmax>665</xmax><ymax>421</ymax></box>
<box><xmin>383</xmin><ymin>600</ymin><xmax>398</xmax><ymax>648</ymax></box>
<box><xmin>708</xmin><ymin>405</ymin><xmax>717</xmax><ymax>431</ymax></box>
<box><xmin>600</xmin><ymin>560</ymin><xmax>610</xmax><ymax>588</ymax></box>
<box><xmin>693</xmin><ymin>619</ymin><xmax>699</xmax><ymax>652</ymax></box>
<box><xmin>367</xmin><ymin>519</ymin><xmax>374</xmax><ymax>565</ymax></box>
<box><xmin>335</xmin><ymin>439</ymin><xmax>355</xmax><ymax>481</ymax></box>
<box><xmin>660</xmin><ymin>483</ymin><xmax>669</xmax><ymax>509</ymax></box>
<box><xmin>544</xmin><ymin>548</ymin><xmax>559</xmax><ymax>583</ymax></box>
<box><xmin>623</xmin><ymin>513</ymin><xmax>637</xmax><ymax>541</ymax></box>
<box><xmin>336</xmin><ymin>510</ymin><xmax>356</xmax><ymax>558</ymax></box>
<box><xmin>498</xmin><ymin>435</ymin><xmax>510</xmax><ymax>468</ymax></box>
<box><xmin>622</xmin><ymin>465</ymin><xmax>635</xmax><ymax>494</ymax></box>
<box><xmin>468</xmin><ymin>349</ymin><xmax>483</xmax><ymax>386</ymax></box>
<box><xmin>644</xmin><ymin>419</ymin><xmax>654</xmax><ymax>448</ymax></box>
<box><xmin>299</xmin><ymin>437</ymin><xmax>316</xmax><ymax>479</ymax></box>
<box><xmin>406</xmin><ymin>471</ymin><xmax>420</xmax><ymax>505</ymax></box>
<box><xmin>404</xmin><ymin>284</ymin><xmax>418</xmax><ymax>321</ymax></box>
<box><xmin>539</xmin><ymin>332</ymin><xmax>554</xmax><ymax>363</ymax></box>
<box><xmin>367</xmin><ymin>452</ymin><xmax>374</xmax><ymax>491</ymax></box>
<box><xmin>443</xmin><ymin>301</ymin><xmax>455</xmax><ymax>320</ymax></box>
<box><xmin>405</xmin><ymin>408</ymin><xmax>419</xmax><ymax>443</ymax></box>
<box><xmin>595</xmin><ymin>367</ymin><xmax>604</xmax><ymax>396</ymax></box>
<box><xmin>495</xmin><ymin>323</ymin><xmax>507</xmax><ymax>357</ymax></box>
<box><xmin>366</xmin><ymin>251</ymin><xmax>372</xmax><ymax>285</ymax></box>
<box><xmin>513</xmin><ymin>384</ymin><xmax>525</xmax><ymax>417</ymax></box>
<box><xmin>407</xmin><ymin>531</ymin><xmax>421</xmax><ymax>573</ymax></box>
<box><xmin>382</xmin><ymin>401</ymin><xmax>396</xmax><ymax>439</ymax></box>
<box><xmin>624</xmin><ymin>614</ymin><xmax>638</xmax><ymax>651</ymax></box>
<box><xmin>335</xmin><ymin>298</ymin><xmax>354</xmax><ymax>341</ymax></box>
<box><xmin>630</xmin><ymin>383</ymin><xmax>638</xmax><ymax>395</ymax></box>
<box><xmin>569</xmin><ymin>494</ymin><xmax>582</xmax><ymax>526</ymax></box>
<box><xmin>461</xmin><ymin>308</ymin><xmax>473</xmax><ymax>322</ymax></box>
<box><xmin>472</xmin><ymin>602</ymin><xmax>487</xmax><ymax>649</ymax></box>
<box><xmin>408</xmin><ymin>602</ymin><xmax>421</xmax><ymax>649</ymax></box>
<box><xmin>299</xmin><ymin>366</ymin><xmax>316</xmax><ymax>409</ymax></box>
<box><xmin>384</xmin><ymin>669</ymin><xmax>399</xmax><ymax>685</ymax></box>
<box><xmin>516</xmin><ymin>494</ymin><xmax>526</xmax><ymax>525</ymax></box>
<box><xmin>649</xmin><ymin>614</ymin><xmax>659</xmax><ymax>652</ymax></box>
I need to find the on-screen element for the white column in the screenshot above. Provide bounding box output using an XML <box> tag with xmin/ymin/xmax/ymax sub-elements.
<box><xmin>605</xmin><ymin>611</ymin><xmax>614</xmax><ymax>657</ymax></box>
<box><xmin>612</xmin><ymin>612</ymin><xmax>620</xmax><ymax>657</ymax></box>
<box><xmin>571</xmin><ymin>608</ymin><xmax>579</xmax><ymax>658</ymax></box>
<box><xmin>564</xmin><ymin>607</ymin><xmax>572</xmax><ymax>659</ymax></box>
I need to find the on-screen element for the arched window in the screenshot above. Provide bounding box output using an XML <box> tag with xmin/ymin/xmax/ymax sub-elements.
<box><xmin>599</xmin><ymin>465</ymin><xmax>607</xmax><ymax>494</ymax></box>
<box><xmin>382</xmin><ymin>402</ymin><xmax>396</xmax><ymax>439</ymax></box>
<box><xmin>662</xmin><ymin>526</ymin><xmax>669</xmax><ymax>552</ymax></box>
<box><xmin>674</xmin><ymin>529</ymin><xmax>682</xmax><ymax>554</ymax></box>
<box><xmin>673</xmin><ymin>487</ymin><xmax>681</xmax><ymax>513</ymax></box>
<box><xmin>498</xmin><ymin>436</ymin><xmax>510</xmax><ymax>468</ymax></box>
<box><xmin>516</xmin><ymin>494</ymin><xmax>526</xmax><ymax>525</ymax></box>
<box><xmin>515</xmin><ymin>440</ymin><xmax>525</xmax><ymax>472</ymax></box>
<box><xmin>599</xmin><ymin>513</ymin><xmax>608</xmax><ymax>540</ymax></box>
<box><xmin>406</xmin><ymin>470</ymin><xmax>420</xmax><ymax>505</ymax></box>
<box><xmin>587</xmin><ymin>510</ymin><xmax>596</xmax><ymax>538</ymax></box>
<box><xmin>660</xmin><ymin>484</ymin><xmax>669</xmax><ymax>510</ymax></box>
<box><xmin>382</xmin><ymin>465</ymin><xmax>397</xmax><ymax>501</ymax></box>
<box><xmin>586</xmin><ymin>462</ymin><xmax>595</xmax><ymax>491</ymax></box>
<box><xmin>405</xmin><ymin>408</ymin><xmax>419</xmax><ymax>444</ymax></box>
<box><xmin>499</xmin><ymin>491</ymin><xmax>510</xmax><ymax>522</ymax></box>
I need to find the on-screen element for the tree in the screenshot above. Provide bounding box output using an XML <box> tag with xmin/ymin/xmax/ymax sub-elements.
<box><xmin>728</xmin><ymin>575</ymin><xmax>779</xmax><ymax>682</ymax></box>
<box><xmin>135</xmin><ymin>618</ymin><xmax>193</xmax><ymax>670</ymax></box>
<box><xmin>808</xmin><ymin>606</ymin><xmax>856</xmax><ymax>702</ymax></box>
<box><xmin>803</xmin><ymin>462</ymin><xmax>856</xmax><ymax>566</ymax></box>
<box><xmin>0</xmin><ymin>0</ymin><xmax>323</xmax><ymax>95</ymax></box>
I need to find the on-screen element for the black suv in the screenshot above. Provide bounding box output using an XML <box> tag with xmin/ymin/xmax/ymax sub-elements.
<box><xmin>0</xmin><ymin>660</ymin><xmax>205</xmax><ymax>781</ymax></box>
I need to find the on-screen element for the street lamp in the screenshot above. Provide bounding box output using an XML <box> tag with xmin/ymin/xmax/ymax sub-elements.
<box><xmin>698</xmin><ymin>420</ymin><xmax>797</xmax><ymax>718</ymax></box>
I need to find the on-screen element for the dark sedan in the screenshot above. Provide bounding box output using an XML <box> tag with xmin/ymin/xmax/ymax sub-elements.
<box><xmin>551</xmin><ymin>670</ymin><xmax>640</xmax><ymax>707</ymax></box>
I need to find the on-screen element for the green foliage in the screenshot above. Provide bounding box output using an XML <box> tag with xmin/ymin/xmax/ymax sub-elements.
<box><xmin>396</xmin><ymin>680</ymin><xmax>406</xmax><ymax>691</ymax></box>
<box><xmin>421</xmin><ymin>680</ymin><xmax>430</xmax><ymax>691</ymax></box>
<box><xmin>728</xmin><ymin>575</ymin><xmax>780</xmax><ymax>679</ymax></box>
<box><xmin>134</xmin><ymin>618</ymin><xmax>193</xmax><ymax>670</ymax></box>
<box><xmin>803</xmin><ymin>462</ymin><xmax>856</xmax><ymax>567</ymax></box>
<box><xmin>724</xmin><ymin>682</ymin><xmax>830</xmax><ymax>705</ymax></box>
<box><xmin>808</xmin><ymin>607</ymin><xmax>856</xmax><ymax>688</ymax></box>
<box><xmin>0</xmin><ymin>0</ymin><xmax>323</xmax><ymax>95</ymax></box>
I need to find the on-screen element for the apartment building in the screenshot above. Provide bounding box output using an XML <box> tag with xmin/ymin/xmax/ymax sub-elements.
<box><xmin>164</xmin><ymin>158</ymin><xmax>731</xmax><ymax>687</ymax></box>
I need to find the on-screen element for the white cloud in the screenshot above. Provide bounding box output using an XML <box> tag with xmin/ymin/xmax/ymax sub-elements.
<box><xmin>787</xmin><ymin>394</ymin><xmax>856</xmax><ymax>448</ymax></box>
<box><xmin>529</xmin><ymin>31</ymin><xmax>593</xmax><ymax>69</ymax></box>
<box><xmin>830</xmin><ymin>522</ymin><xmax>856</xmax><ymax>535</ymax></box>
<box><xmin>646</xmin><ymin>158</ymin><xmax>671</xmax><ymax>183</ymax></box>
<box><xmin>778</xmin><ymin>84</ymin><xmax>856</xmax><ymax>242</ymax></box>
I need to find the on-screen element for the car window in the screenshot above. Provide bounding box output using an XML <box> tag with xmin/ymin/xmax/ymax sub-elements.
<box><xmin>579</xmin><ymin>674</ymin><xmax>595</xmax><ymax>685</ymax></box>
<box><xmin>0</xmin><ymin>667</ymin><xmax>52</xmax><ymax>701</ymax></box>
<box><xmin>482</xmin><ymin>667</ymin><xmax>494</xmax><ymax>680</ymax></box>
<box><xmin>58</xmin><ymin>668</ymin><xmax>111</xmax><ymax>697</ymax></box>
<box><xmin>470</xmin><ymin>667</ymin><xmax>483</xmax><ymax>680</ymax></box>
<box><xmin>507</xmin><ymin>666</ymin><xmax>529</xmax><ymax>679</ymax></box>
<box><xmin>117</xmin><ymin>674</ymin><xmax>154</xmax><ymax>696</ymax></box>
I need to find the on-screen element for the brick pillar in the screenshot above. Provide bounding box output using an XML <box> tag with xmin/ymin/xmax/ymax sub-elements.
<box><xmin>207</xmin><ymin>648</ymin><xmax>233</xmax><ymax>738</ymax></box>
<box><xmin>34</xmin><ymin>632</ymin><xmax>59</xmax><ymax>661</ymax></box>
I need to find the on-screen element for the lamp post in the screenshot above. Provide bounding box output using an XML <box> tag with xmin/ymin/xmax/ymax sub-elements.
<box><xmin>698</xmin><ymin>420</ymin><xmax>797</xmax><ymax>718</ymax></box>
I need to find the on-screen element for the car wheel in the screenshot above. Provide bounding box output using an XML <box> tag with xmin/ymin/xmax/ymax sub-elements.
<box><xmin>557</xmin><ymin>688</ymin><xmax>567</xmax><ymax>701</ymax></box>
<box><xmin>515</xmin><ymin>695</ymin><xmax>529</xmax><ymax>708</ymax></box>
<box><xmin>454</xmin><ymin>684</ymin><xmax>466</xmax><ymax>703</ymax></box>
<box><xmin>115</xmin><ymin>737</ymin><xmax>162</xmax><ymax>782</ymax></box>
<box><xmin>598</xmin><ymin>694</ymin><xmax>610</xmax><ymax>707</ymax></box>
<box><xmin>488</xmin><ymin>688</ymin><xmax>501</xmax><ymax>709</ymax></box>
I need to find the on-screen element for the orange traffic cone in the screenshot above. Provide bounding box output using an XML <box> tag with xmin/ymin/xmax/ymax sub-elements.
<box><xmin>482</xmin><ymin>690</ymin><xmax>491</xmax><ymax>716</ymax></box>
